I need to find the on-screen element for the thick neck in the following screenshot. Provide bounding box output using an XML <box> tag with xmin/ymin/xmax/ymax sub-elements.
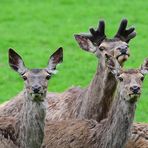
<box><xmin>19</xmin><ymin>91</ymin><xmax>46</xmax><ymax>148</ymax></box>
<box><xmin>97</xmin><ymin>87</ymin><xmax>136</xmax><ymax>148</ymax></box>
<box><xmin>77</xmin><ymin>59</ymin><xmax>117</xmax><ymax>122</ymax></box>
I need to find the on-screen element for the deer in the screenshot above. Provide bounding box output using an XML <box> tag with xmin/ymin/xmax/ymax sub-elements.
<box><xmin>73</xmin><ymin>19</ymin><xmax>136</xmax><ymax>122</ymax></box>
<box><xmin>42</xmin><ymin>57</ymin><xmax>148</xmax><ymax>148</ymax></box>
<box><xmin>0</xmin><ymin>48</ymin><xmax>63</xmax><ymax>148</ymax></box>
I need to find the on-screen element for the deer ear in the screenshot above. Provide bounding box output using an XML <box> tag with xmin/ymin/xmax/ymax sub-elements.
<box><xmin>9</xmin><ymin>48</ymin><xmax>27</xmax><ymax>75</ymax></box>
<box><xmin>106</xmin><ymin>54</ymin><xmax>121</xmax><ymax>76</ymax></box>
<box><xmin>47</xmin><ymin>47</ymin><xmax>63</xmax><ymax>74</ymax></box>
<box><xmin>140</xmin><ymin>58</ymin><xmax>148</xmax><ymax>74</ymax></box>
<box><xmin>74</xmin><ymin>34</ymin><xmax>97</xmax><ymax>53</ymax></box>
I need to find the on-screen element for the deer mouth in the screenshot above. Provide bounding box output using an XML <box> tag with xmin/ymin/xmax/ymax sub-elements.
<box><xmin>116</xmin><ymin>53</ymin><xmax>130</xmax><ymax>59</ymax></box>
<box><xmin>129</xmin><ymin>93</ymin><xmax>141</xmax><ymax>103</ymax></box>
<box><xmin>31</xmin><ymin>93</ymin><xmax>44</xmax><ymax>101</ymax></box>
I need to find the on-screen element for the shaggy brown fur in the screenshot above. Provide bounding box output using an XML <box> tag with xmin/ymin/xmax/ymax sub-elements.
<box><xmin>126</xmin><ymin>123</ymin><xmax>148</xmax><ymax>148</ymax></box>
<box><xmin>0</xmin><ymin>117</ymin><xmax>17</xmax><ymax>148</ymax></box>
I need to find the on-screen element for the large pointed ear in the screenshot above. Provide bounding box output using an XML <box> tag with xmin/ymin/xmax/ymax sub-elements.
<box><xmin>106</xmin><ymin>54</ymin><xmax>121</xmax><ymax>76</ymax></box>
<box><xmin>9</xmin><ymin>48</ymin><xmax>27</xmax><ymax>75</ymax></box>
<box><xmin>47</xmin><ymin>47</ymin><xmax>63</xmax><ymax>74</ymax></box>
<box><xmin>140</xmin><ymin>58</ymin><xmax>148</xmax><ymax>74</ymax></box>
<box><xmin>74</xmin><ymin>34</ymin><xmax>97</xmax><ymax>53</ymax></box>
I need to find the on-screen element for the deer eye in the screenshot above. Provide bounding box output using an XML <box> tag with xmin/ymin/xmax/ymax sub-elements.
<box><xmin>118</xmin><ymin>77</ymin><xmax>123</xmax><ymax>82</ymax></box>
<box><xmin>46</xmin><ymin>75</ymin><xmax>51</xmax><ymax>80</ymax></box>
<box><xmin>99</xmin><ymin>46</ymin><xmax>105</xmax><ymax>51</ymax></box>
<box><xmin>141</xmin><ymin>77</ymin><xmax>144</xmax><ymax>81</ymax></box>
<box><xmin>22</xmin><ymin>75</ymin><xmax>27</xmax><ymax>81</ymax></box>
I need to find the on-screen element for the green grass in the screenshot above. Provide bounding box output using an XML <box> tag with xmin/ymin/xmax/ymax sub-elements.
<box><xmin>0</xmin><ymin>0</ymin><xmax>148</xmax><ymax>122</ymax></box>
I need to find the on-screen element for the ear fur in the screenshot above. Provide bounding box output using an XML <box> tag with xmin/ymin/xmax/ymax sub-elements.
<box><xmin>140</xmin><ymin>58</ymin><xmax>148</xmax><ymax>74</ymax></box>
<box><xmin>106</xmin><ymin>54</ymin><xmax>121</xmax><ymax>76</ymax></box>
<box><xmin>47</xmin><ymin>47</ymin><xmax>63</xmax><ymax>74</ymax></box>
<box><xmin>74</xmin><ymin>34</ymin><xmax>97</xmax><ymax>53</ymax></box>
<box><xmin>9</xmin><ymin>48</ymin><xmax>27</xmax><ymax>75</ymax></box>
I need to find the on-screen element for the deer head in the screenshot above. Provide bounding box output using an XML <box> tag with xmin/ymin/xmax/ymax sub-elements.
<box><xmin>107</xmin><ymin>57</ymin><xmax>148</xmax><ymax>103</ymax></box>
<box><xmin>75</xmin><ymin>19</ymin><xmax>136</xmax><ymax>66</ymax></box>
<box><xmin>9</xmin><ymin>48</ymin><xmax>63</xmax><ymax>102</ymax></box>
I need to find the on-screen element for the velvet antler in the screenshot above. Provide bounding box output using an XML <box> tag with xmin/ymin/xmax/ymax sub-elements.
<box><xmin>88</xmin><ymin>20</ymin><xmax>106</xmax><ymax>45</ymax></box>
<box><xmin>114</xmin><ymin>19</ymin><xmax>136</xmax><ymax>43</ymax></box>
<box><xmin>79</xmin><ymin>20</ymin><xmax>106</xmax><ymax>46</ymax></box>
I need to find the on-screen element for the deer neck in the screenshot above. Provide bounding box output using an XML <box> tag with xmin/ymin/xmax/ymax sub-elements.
<box><xmin>77</xmin><ymin>59</ymin><xmax>117</xmax><ymax>121</ymax></box>
<box><xmin>18</xmin><ymin>91</ymin><xmax>46</xmax><ymax>148</ymax></box>
<box><xmin>97</xmin><ymin>87</ymin><xmax>136</xmax><ymax>148</ymax></box>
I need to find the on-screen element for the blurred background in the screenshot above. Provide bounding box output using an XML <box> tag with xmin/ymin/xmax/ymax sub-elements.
<box><xmin>0</xmin><ymin>0</ymin><xmax>148</xmax><ymax>121</ymax></box>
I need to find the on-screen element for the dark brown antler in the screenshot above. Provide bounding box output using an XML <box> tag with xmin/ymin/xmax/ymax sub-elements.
<box><xmin>80</xmin><ymin>20</ymin><xmax>106</xmax><ymax>46</ymax></box>
<box><xmin>114</xmin><ymin>19</ymin><xmax>136</xmax><ymax>43</ymax></box>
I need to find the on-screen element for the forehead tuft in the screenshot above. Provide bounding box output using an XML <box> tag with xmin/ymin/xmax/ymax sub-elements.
<box><xmin>104</xmin><ymin>38</ymin><xmax>121</xmax><ymax>42</ymax></box>
<box><xmin>100</xmin><ymin>38</ymin><xmax>127</xmax><ymax>48</ymax></box>
<box><xmin>31</xmin><ymin>69</ymin><xmax>43</xmax><ymax>73</ymax></box>
<box><xmin>121</xmin><ymin>69</ymin><xmax>141</xmax><ymax>75</ymax></box>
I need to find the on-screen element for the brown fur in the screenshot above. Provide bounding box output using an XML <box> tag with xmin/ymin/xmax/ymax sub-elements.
<box><xmin>0</xmin><ymin>117</ymin><xmax>17</xmax><ymax>148</ymax></box>
<box><xmin>126</xmin><ymin>123</ymin><xmax>148</xmax><ymax>148</ymax></box>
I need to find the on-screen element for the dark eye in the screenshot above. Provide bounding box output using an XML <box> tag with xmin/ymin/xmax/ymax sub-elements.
<box><xmin>22</xmin><ymin>76</ymin><xmax>27</xmax><ymax>81</ymax></box>
<box><xmin>118</xmin><ymin>77</ymin><xmax>123</xmax><ymax>82</ymax></box>
<box><xmin>141</xmin><ymin>77</ymin><xmax>144</xmax><ymax>81</ymax></box>
<box><xmin>99</xmin><ymin>46</ymin><xmax>105</xmax><ymax>51</ymax></box>
<box><xmin>46</xmin><ymin>75</ymin><xmax>51</xmax><ymax>80</ymax></box>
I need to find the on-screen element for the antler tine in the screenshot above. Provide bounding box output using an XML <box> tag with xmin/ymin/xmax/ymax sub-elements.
<box><xmin>80</xmin><ymin>20</ymin><xmax>106</xmax><ymax>46</ymax></box>
<box><xmin>89</xmin><ymin>20</ymin><xmax>105</xmax><ymax>36</ymax></box>
<box><xmin>88</xmin><ymin>20</ymin><xmax>106</xmax><ymax>45</ymax></box>
<box><xmin>116</xmin><ymin>19</ymin><xmax>128</xmax><ymax>36</ymax></box>
<box><xmin>114</xmin><ymin>19</ymin><xmax>136</xmax><ymax>43</ymax></box>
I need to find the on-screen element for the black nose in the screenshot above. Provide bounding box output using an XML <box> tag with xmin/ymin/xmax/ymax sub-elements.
<box><xmin>119</xmin><ymin>45</ymin><xmax>128</xmax><ymax>54</ymax></box>
<box><xmin>32</xmin><ymin>85</ymin><xmax>41</xmax><ymax>93</ymax></box>
<box><xmin>130</xmin><ymin>85</ymin><xmax>140</xmax><ymax>94</ymax></box>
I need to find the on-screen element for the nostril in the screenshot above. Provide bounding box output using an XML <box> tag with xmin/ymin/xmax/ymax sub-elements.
<box><xmin>32</xmin><ymin>86</ymin><xmax>41</xmax><ymax>93</ymax></box>
<box><xmin>120</xmin><ymin>48</ymin><xmax>127</xmax><ymax>54</ymax></box>
<box><xmin>130</xmin><ymin>87</ymin><xmax>133</xmax><ymax>91</ymax></box>
<box><xmin>119</xmin><ymin>45</ymin><xmax>128</xmax><ymax>53</ymax></box>
<box><xmin>131</xmin><ymin>86</ymin><xmax>140</xmax><ymax>93</ymax></box>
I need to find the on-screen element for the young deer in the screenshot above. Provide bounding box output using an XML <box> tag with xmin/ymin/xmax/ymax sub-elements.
<box><xmin>0</xmin><ymin>48</ymin><xmax>63</xmax><ymax>148</ymax></box>
<box><xmin>42</xmin><ymin>57</ymin><xmax>148</xmax><ymax>148</ymax></box>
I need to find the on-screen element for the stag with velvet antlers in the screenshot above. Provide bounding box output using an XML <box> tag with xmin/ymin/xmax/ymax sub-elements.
<box><xmin>73</xmin><ymin>19</ymin><xmax>136</xmax><ymax>121</ymax></box>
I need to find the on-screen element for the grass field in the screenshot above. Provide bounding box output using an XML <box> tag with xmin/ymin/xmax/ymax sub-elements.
<box><xmin>0</xmin><ymin>0</ymin><xmax>148</xmax><ymax>122</ymax></box>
